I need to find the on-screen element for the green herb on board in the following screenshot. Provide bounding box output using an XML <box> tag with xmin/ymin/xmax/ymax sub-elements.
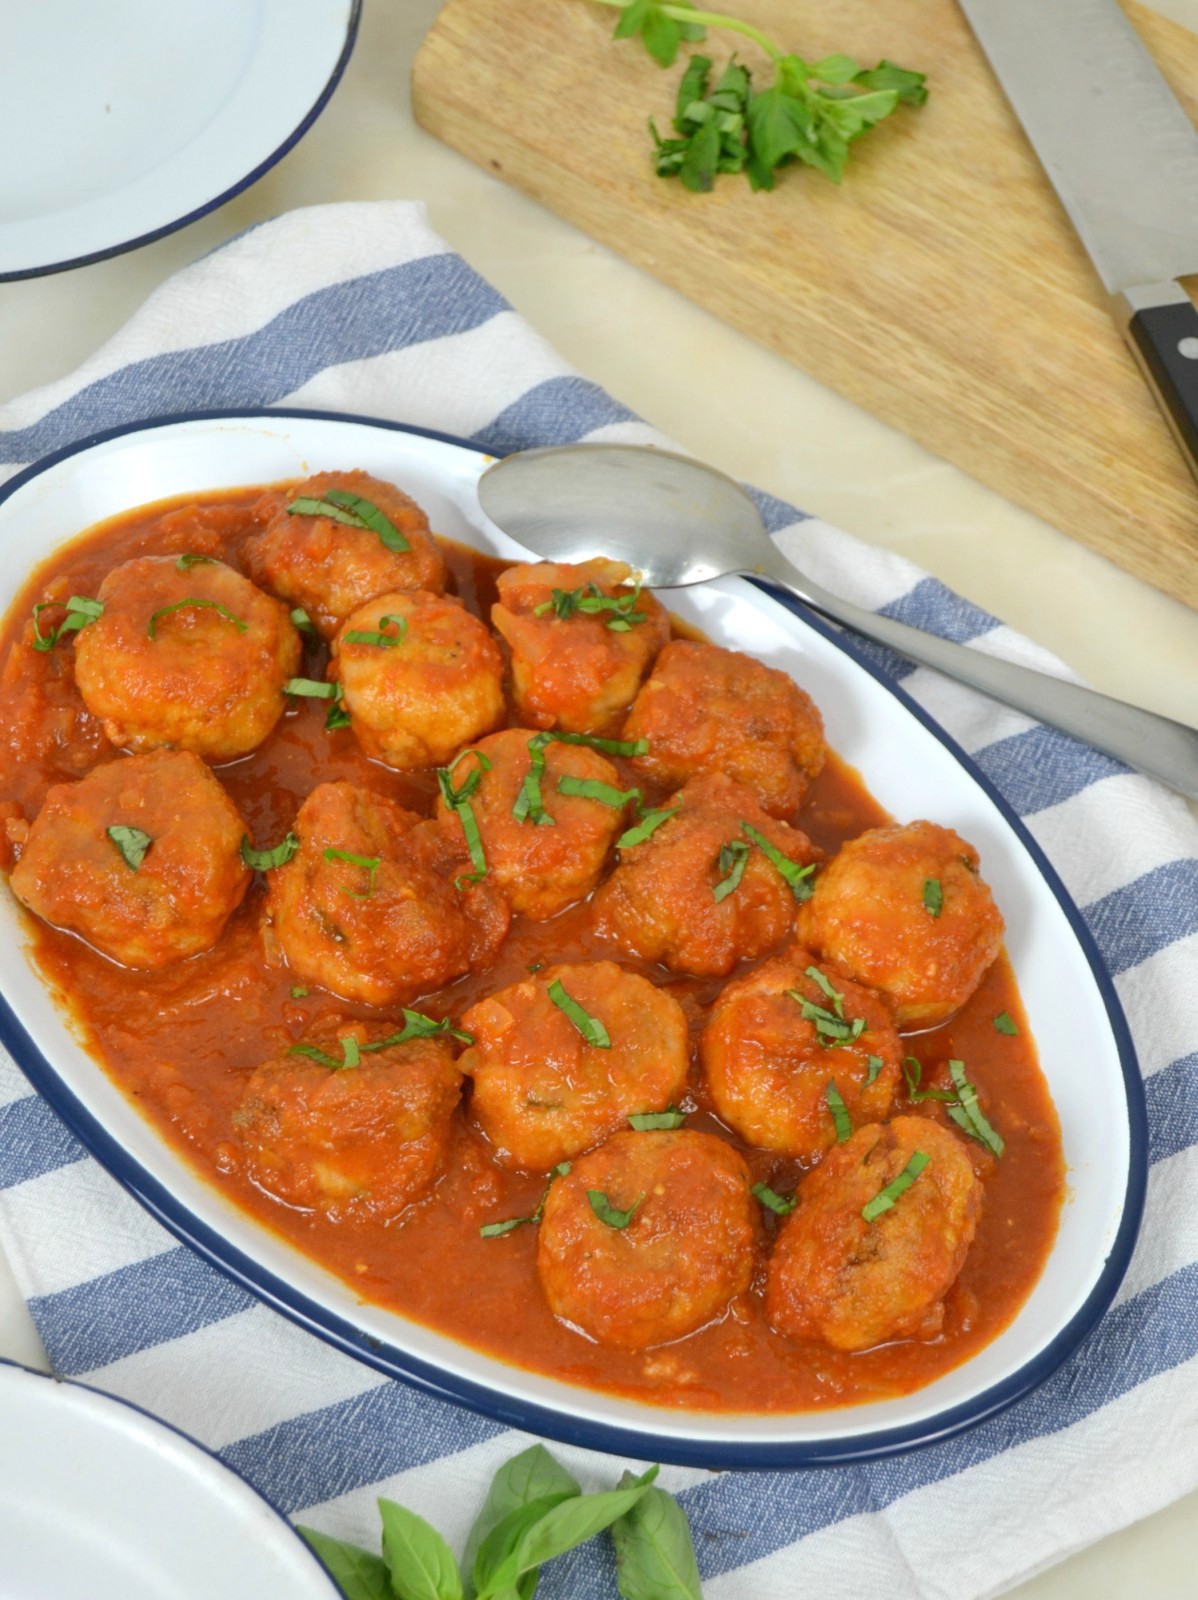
<box><xmin>30</xmin><ymin>595</ymin><xmax>103</xmax><ymax>651</ymax></box>
<box><xmin>547</xmin><ymin>978</ymin><xmax>612</xmax><ymax>1048</ymax></box>
<box><xmin>240</xmin><ymin>832</ymin><xmax>299</xmax><ymax>871</ymax></box>
<box><xmin>287</xmin><ymin>490</ymin><xmax>411</xmax><ymax>553</ymax></box>
<box><xmin>861</xmin><ymin>1150</ymin><xmax>929</xmax><ymax>1222</ymax></box>
<box><xmin>106</xmin><ymin>825</ymin><xmax>152</xmax><ymax>871</ymax></box>
<box><xmin>146</xmin><ymin>598</ymin><xmax>247</xmax><ymax>640</ymax></box>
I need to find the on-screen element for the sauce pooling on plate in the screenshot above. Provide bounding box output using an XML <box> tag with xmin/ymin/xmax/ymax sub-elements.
<box><xmin>0</xmin><ymin>475</ymin><xmax>1065</xmax><ymax>1413</ymax></box>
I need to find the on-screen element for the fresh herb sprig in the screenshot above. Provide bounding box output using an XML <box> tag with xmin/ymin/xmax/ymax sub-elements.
<box><xmin>590</xmin><ymin>0</ymin><xmax>927</xmax><ymax>193</ymax></box>
<box><xmin>300</xmin><ymin>1442</ymin><xmax>702</xmax><ymax>1600</ymax></box>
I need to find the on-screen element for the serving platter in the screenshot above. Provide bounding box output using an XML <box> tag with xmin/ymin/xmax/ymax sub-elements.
<box><xmin>0</xmin><ymin>1360</ymin><xmax>340</xmax><ymax>1597</ymax></box>
<box><xmin>0</xmin><ymin>0</ymin><xmax>359</xmax><ymax>281</ymax></box>
<box><xmin>0</xmin><ymin>409</ymin><xmax>1147</xmax><ymax>1467</ymax></box>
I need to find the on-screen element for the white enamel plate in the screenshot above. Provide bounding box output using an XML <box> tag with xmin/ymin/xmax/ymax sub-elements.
<box><xmin>0</xmin><ymin>410</ymin><xmax>1147</xmax><ymax>1468</ymax></box>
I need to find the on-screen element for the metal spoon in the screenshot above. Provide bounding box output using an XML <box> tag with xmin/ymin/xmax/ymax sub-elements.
<box><xmin>478</xmin><ymin>442</ymin><xmax>1198</xmax><ymax>800</ymax></box>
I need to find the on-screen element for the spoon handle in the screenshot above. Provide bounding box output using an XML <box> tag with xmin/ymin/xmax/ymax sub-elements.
<box><xmin>752</xmin><ymin>550</ymin><xmax>1198</xmax><ymax>800</ymax></box>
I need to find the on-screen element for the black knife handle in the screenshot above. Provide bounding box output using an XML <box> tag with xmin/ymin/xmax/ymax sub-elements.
<box><xmin>1118</xmin><ymin>284</ymin><xmax>1198</xmax><ymax>482</ymax></box>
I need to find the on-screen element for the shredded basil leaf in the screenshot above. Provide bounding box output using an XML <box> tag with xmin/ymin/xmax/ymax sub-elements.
<box><xmin>588</xmin><ymin>1189</ymin><xmax>644</xmax><ymax>1229</ymax></box>
<box><xmin>107</xmin><ymin>824</ymin><xmax>152</xmax><ymax>871</ymax></box>
<box><xmin>866</xmin><ymin>1054</ymin><xmax>884</xmax><ymax>1084</ymax></box>
<box><xmin>901</xmin><ymin>1055</ymin><xmax>955</xmax><ymax>1103</ymax></box>
<box><xmin>323</xmin><ymin>846</ymin><xmax>380</xmax><ymax>899</ymax></box>
<box><xmin>240</xmin><ymin>832</ymin><xmax>299</xmax><ymax>871</ymax></box>
<box><xmin>290</xmin><ymin>986</ymin><xmax>309</xmax><ymax>999</ymax></box>
<box><xmin>788</xmin><ymin>981</ymin><xmax>866</xmax><ymax>1049</ymax></box>
<box><xmin>284</xmin><ymin>676</ymin><xmax>339</xmax><ymax>699</ymax></box>
<box><xmin>361</xmin><ymin>1009</ymin><xmax>474</xmax><ymax>1050</ymax></box>
<box><xmin>862</xmin><ymin>1150</ymin><xmax>929</xmax><ymax>1222</ymax></box>
<box><xmin>546</xmin><ymin>730</ymin><xmax>650</xmax><ymax>757</ymax></box>
<box><xmin>290</xmin><ymin>1035</ymin><xmax>362</xmax><ymax>1071</ymax></box>
<box><xmin>547</xmin><ymin>978</ymin><xmax>611</xmax><ymax>1048</ymax></box>
<box><xmin>712</xmin><ymin>837</ymin><xmax>751</xmax><ymax>902</ymax></box>
<box><xmin>325</xmin><ymin>694</ymin><xmax>352</xmax><ymax>731</ymax></box>
<box><xmin>617</xmin><ymin>805</ymin><xmax>679</xmax><ymax>849</ymax></box>
<box><xmin>826</xmin><ymin>1079</ymin><xmax>852</xmax><ymax>1143</ymax></box>
<box><xmin>556</xmin><ymin>775</ymin><xmax>642</xmax><ymax>810</ymax></box>
<box><xmin>752</xmin><ymin>1181</ymin><xmax>797</xmax><ymax>1216</ymax></box>
<box><xmin>740</xmin><ymin>821</ymin><xmax>816</xmax><ymax>900</ymax></box>
<box><xmin>287</xmin><ymin>489</ymin><xmax>411</xmax><ymax>553</ymax></box>
<box><xmin>533</xmin><ymin>581</ymin><xmax>647</xmax><ymax>631</ymax></box>
<box><xmin>945</xmin><ymin>1058</ymin><xmax>1005</xmax><ymax>1157</ymax></box>
<box><xmin>289</xmin><ymin>607</ymin><xmax>316</xmax><ymax>635</ymax></box>
<box><xmin>146</xmin><ymin>598</ymin><xmax>248</xmax><ymax>640</ymax></box>
<box><xmin>993</xmin><ymin>1011</ymin><xmax>1019</xmax><ymax>1036</ymax></box>
<box><xmin>437</xmin><ymin>751</ymin><xmax>491</xmax><ymax>888</ymax></box>
<box><xmin>30</xmin><ymin>595</ymin><xmax>103</xmax><ymax>652</ymax></box>
<box><xmin>923</xmin><ymin>877</ymin><xmax>943</xmax><ymax>917</ymax></box>
<box><xmin>627</xmin><ymin>1107</ymin><xmax>687</xmax><ymax>1131</ymax></box>
<box><xmin>480</xmin><ymin>1161</ymin><xmax>571</xmax><ymax>1237</ymax></box>
<box><xmin>175</xmin><ymin>553</ymin><xmax>217</xmax><ymax>570</ymax></box>
<box><xmin>512</xmin><ymin>733</ymin><xmax>555</xmax><ymax>827</ymax></box>
<box><xmin>343</xmin><ymin>614</ymin><xmax>408</xmax><ymax>649</ymax></box>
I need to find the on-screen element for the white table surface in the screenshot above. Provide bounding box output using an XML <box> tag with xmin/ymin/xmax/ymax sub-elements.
<box><xmin>1</xmin><ymin>2</ymin><xmax>1196</xmax><ymax>1594</ymax></box>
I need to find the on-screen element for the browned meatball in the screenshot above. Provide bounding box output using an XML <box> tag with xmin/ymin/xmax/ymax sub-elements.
<box><xmin>798</xmin><ymin>821</ymin><xmax>1005</xmax><ymax>1031</ymax></box>
<box><xmin>73</xmin><ymin>556</ymin><xmax>301</xmax><ymax>761</ymax></box>
<box><xmin>623</xmin><ymin>640</ymin><xmax>825</xmax><ymax>818</ymax></box>
<box><xmin>333</xmin><ymin>590</ymin><xmax>504</xmax><ymax>770</ymax></box>
<box><xmin>765</xmin><ymin>1117</ymin><xmax>982</xmax><ymax>1352</ymax></box>
<box><xmin>266</xmin><ymin>782</ymin><xmax>509</xmax><ymax>1005</ymax></box>
<box><xmin>10</xmin><ymin>750</ymin><xmax>250</xmax><ymax>969</ymax></box>
<box><xmin>243</xmin><ymin>470</ymin><xmax>447</xmax><ymax>640</ymax></box>
<box><xmin>459</xmin><ymin>962</ymin><xmax>689</xmax><ymax>1171</ymax></box>
<box><xmin>491</xmin><ymin>558</ymin><xmax>669</xmax><ymax>735</ymax></box>
<box><xmin>234</xmin><ymin>1021</ymin><xmax>462</xmax><ymax>1220</ymax></box>
<box><xmin>537</xmin><ymin>1131</ymin><xmax>756</xmax><ymax>1350</ymax></box>
<box><xmin>432</xmin><ymin>729</ymin><xmax>629</xmax><ymax>919</ymax></box>
<box><xmin>591</xmin><ymin>772</ymin><xmax>820</xmax><ymax>977</ymax></box>
<box><xmin>700</xmin><ymin>947</ymin><xmax>902</xmax><ymax>1161</ymax></box>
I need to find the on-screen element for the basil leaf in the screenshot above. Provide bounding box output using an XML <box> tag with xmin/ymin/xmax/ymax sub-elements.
<box><xmin>547</xmin><ymin>978</ymin><xmax>611</xmax><ymax>1048</ymax></box>
<box><xmin>993</xmin><ymin>1011</ymin><xmax>1019</xmax><ymax>1036</ymax></box>
<box><xmin>751</xmin><ymin>1181</ymin><xmax>796</xmax><ymax>1216</ymax></box>
<box><xmin>438</xmin><ymin>748</ymin><xmax>493</xmax><ymax>881</ymax></box>
<box><xmin>107</xmin><ymin>824</ymin><xmax>152</xmax><ymax>871</ymax></box>
<box><xmin>612</xmin><ymin>1474</ymin><xmax>703</xmax><ymax>1600</ymax></box>
<box><xmin>787</xmin><ymin>986</ymin><xmax>865</xmax><ymax>1049</ymax></box>
<box><xmin>290</xmin><ymin>606</ymin><xmax>317</xmax><ymax>635</ymax></box>
<box><xmin>511</xmin><ymin>733</ymin><xmax>554</xmax><ymax>827</ymax></box>
<box><xmin>588</xmin><ymin>1189</ymin><xmax>644</xmax><ymax>1229</ymax></box>
<box><xmin>946</xmin><ymin>1059</ymin><xmax>1005</xmax><ymax>1157</ymax></box>
<box><xmin>297</xmin><ymin>1526</ymin><xmax>392</xmax><ymax>1600</ymax></box>
<box><xmin>902</xmin><ymin>1056</ymin><xmax>955</xmax><ymax>1103</ymax></box>
<box><xmin>452</xmin><ymin>799</ymin><xmax>487</xmax><ymax>889</ymax></box>
<box><xmin>616</xmin><ymin>805</ymin><xmax>679</xmax><ymax>849</ymax></box>
<box><xmin>341</xmin><ymin>1035</ymin><xmax>362</xmax><ymax>1069</ymax></box>
<box><xmin>532</xmin><ymin>582</ymin><xmax>647</xmax><ymax>631</ymax></box>
<box><xmin>555</xmin><ymin>775</ymin><xmax>642</xmax><ymax>810</ymax></box>
<box><xmin>861</xmin><ymin>1150</ymin><xmax>929</xmax><ymax>1222</ymax></box>
<box><xmin>290</xmin><ymin>1036</ymin><xmax>361</xmax><ymax>1071</ymax></box>
<box><xmin>285</xmin><ymin>676</ymin><xmax>339</xmax><ymax>699</ymax></box>
<box><xmin>464</xmin><ymin>1446</ymin><xmax>581</xmax><ymax>1596</ymax></box>
<box><xmin>628</xmin><ymin>1108</ymin><xmax>686</xmax><ymax>1131</ymax></box>
<box><xmin>825</xmin><ymin>1079</ymin><xmax>852</xmax><ymax>1143</ymax></box>
<box><xmin>378</xmin><ymin>1496</ymin><xmax>464</xmax><ymax>1600</ymax></box>
<box><xmin>740</xmin><ymin>822</ymin><xmax>816</xmax><ymax>900</ymax></box>
<box><xmin>546</xmin><ymin>731</ymin><xmax>649</xmax><ymax>758</ymax></box>
<box><xmin>175</xmin><ymin>552</ymin><xmax>217</xmax><ymax>570</ymax></box>
<box><xmin>290</xmin><ymin>986</ymin><xmax>309</xmax><ymax>998</ymax></box>
<box><xmin>146</xmin><ymin>598</ymin><xmax>248</xmax><ymax>640</ymax></box>
<box><xmin>362</xmin><ymin>1009</ymin><xmax>473</xmax><ymax>1050</ymax></box>
<box><xmin>866</xmin><ymin>1054</ymin><xmax>884</xmax><ymax>1084</ymax></box>
<box><xmin>288</xmin><ymin>490</ymin><xmax>411</xmax><ymax>554</ymax></box>
<box><xmin>712</xmin><ymin>838</ymin><xmax>750</xmax><ymax>902</ymax></box>
<box><xmin>326</xmin><ymin>694</ymin><xmax>352</xmax><ymax>731</ymax></box>
<box><xmin>30</xmin><ymin>594</ymin><xmax>103</xmax><ymax>652</ymax></box>
<box><xmin>923</xmin><ymin>877</ymin><xmax>943</xmax><ymax>917</ymax></box>
<box><xmin>480</xmin><ymin>1163</ymin><xmax>570</xmax><ymax>1239</ymax></box>
<box><xmin>240</xmin><ymin>831</ymin><xmax>299</xmax><ymax>871</ymax></box>
<box><xmin>343</xmin><ymin>614</ymin><xmax>408</xmax><ymax>649</ymax></box>
<box><xmin>804</xmin><ymin>964</ymin><xmax>844</xmax><ymax>1015</ymax></box>
<box><xmin>482</xmin><ymin>1469</ymin><xmax>659</xmax><ymax>1596</ymax></box>
<box><xmin>472</xmin><ymin>1495</ymin><xmax>567</xmax><ymax>1600</ymax></box>
<box><xmin>324</xmin><ymin>847</ymin><xmax>379</xmax><ymax>899</ymax></box>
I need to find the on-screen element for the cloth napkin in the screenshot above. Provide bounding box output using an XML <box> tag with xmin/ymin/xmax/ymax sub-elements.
<box><xmin>2</xmin><ymin>202</ymin><xmax>1197</xmax><ymax>1600</ymax></box>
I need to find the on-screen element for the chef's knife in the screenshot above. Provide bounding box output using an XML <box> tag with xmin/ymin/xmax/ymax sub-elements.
<box><xmin>958</xmin><ymin>0</ymin><xmax>1198</xmax><ymax>481</ymax></box>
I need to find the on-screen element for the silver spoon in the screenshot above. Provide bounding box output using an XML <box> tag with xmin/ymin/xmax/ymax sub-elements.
<box><xmin>478</xmin><ymin>443</ymin><xmax>1198</xmax><ymax>800</ymax></box>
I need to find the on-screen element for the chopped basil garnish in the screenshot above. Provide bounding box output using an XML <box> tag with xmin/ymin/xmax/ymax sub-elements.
<box><xmin>290</xmin><ymin>607</ymin><xmax>316</xmax><ymax>635</ymax></box>
<box><xmin>323</xmin><ymin>846</ymin><xmax>380</xmax><ymax>899</ymax></box>
<box><xmin>923</xmin><ymin>877</ymin><xmax>943</xmax><ymax>917</ymax></box>
<box><xmin>826</xmin><ymin>1079</ymin><xmax>852</xmax><ymax>1143</ymax></box>
<box><xmin>290</xmin><ymin>1035</ymin><xmax>363</xmax><ymax>1071</ymax></box>
<box><xmin>438</xmin><ymin>749</ymin><xmax>492</xmax><ymax>888</ymax></box>
<box><xmin>341</xmin><ymin>1035</ymin><xmax>362</xmax><ymax>1069</ymax></box>
<box><xmin>512</xmin><ymin>733</ymin><xmax>555</xmax><ymax>827</ymax></box>
<box><xmin>616</xmin><ymin>805</ymin><xmax>679</xmax><ymax>849</ymax></box>
<box><xmin>901</xmin><ymin>1055</ymin><xmax>955</xmax><ymax>1103</ymax></box>
<box><xmin>146</xmin><ymin>598</ymin><xmax>248</xmax><ymax>640</ymax></box>
<box><xmin>287</xmin><ymin>489</ymin><xmax>411</xmax><ymax>553</ymax></box>
<box><xmin>361</xmin><ymin>1009</ymin><xmax>474</xmax><ymax>1049</ymax></box>
<box><xmin>712</xmin><ymin>837</ymin><xmax>751</xmax><ymax>903</ymax></box>
<box><xmin>240</xmin><ymin>832</ymin><xmax>299</xmax><ymax>871</ymax></box>
<box><xmin>945</xmin><ymin>1058</ymin><xmax>1005</xmax><ymax>1157</ymax></box>
<box><xmin>30</xmin><ymin>595</ymin><xmax>103</xmax><ymax>652</ymax></box>
<box><xmin>787</xmin><ymin>967</ymin><xmax>867</xmax><ymax>1048</ymax></box>
<box><xmin>547</xmin><ymin>731</ymin><xmax>650</xmax><ymax>758</ymax></box>
<box><xmin>290</xmin><ymin>986</ymin><xmax>309</xmax><ymax>999</ymax></box>
<box><xmin>862</xmin><ymin>1150</ymin><xmax>929</xmax><ymax>1222</ymax></box>
<box><xmin>175</xmin><ymin>553</ymin><xmax>217</xmax><ymax>570</ymax></box>
<box><xmin>556</xmin><ymin>775</ymin><xmax>642</xmax><ymax>810</ymax></box>
<box><xmin>588</xmin><ymin>1189</ymin><xmax>644</xmax><ymax>1229</ymax></box>
<box><xmin>284</xmin><ymin>677</ymin><xmax>351</xmax><ymax>731</ymax></box>
<box><xmin>628</xmin><ymin>1107</ymin><xmax>687</xmax><ymax>1131</ymax></box>
<box><xmin>993</xmin><ymin>1011</ymin><xmax>1019</xmax><ymax>1036</ymax></box>
<box><xmin>752</xmin><ymin>1181</ymin><xmax>797</xmax><ymax>1216</ymax></box>
<box><xmin>533</xmin><ymin>582</ymin><xmax>647</xmax><ymax>632</ymax></box>
<box><xmin>480</xmin><ymin>1161</ymin><xmax>571</xmax><ymax>1238</ymax></box>
<box><xmin>866</xmin><ymin>1054</ymin><xmax>884</xmax><ymax>1084</ymax></box>
<box><xmin>107</xmin><ymin>825</ymin><xmax>152</xmax><ymax>871</ymax></box>
<box><xmin>343</xmin><ymin>614</ymin><xmax>408</xmax><ymax>649</ymax></box>
<box><xmin>547</xmin><ymin>978</ymin><xmax>611</xmax><ymax>1048</ymax></box>
<box><xmin>740</xmin><ymin>822</ymin><xmax>816</xmax><ymax>900</ymax></box>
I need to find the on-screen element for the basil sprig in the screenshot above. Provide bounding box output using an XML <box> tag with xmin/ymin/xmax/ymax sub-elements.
<box><xmin>107</xmin><ymin>825</ymin><xmax>152</xmax><ymax>871</ymax></box>
<box><xmin>30</xmin><ymin>595</ymin><xmax>103</xmax><ymax>652</ymax></box>
<box><xmin>146</xmin><ymin>598</ymin><xmax>248</xmax><ymax>640</ymax></box>
<box><xmin>752</xmin><ymin>1180</ymin><xmax>797</xmax><ymax>1216</ymax></box>
<box><xmin>480</xmin><ymin>1161</ymin><xmax>571</xmax><ymax>1239</ymax></box>
<box><xmin>287</xmin><ymin>489</ymin><xmax>411</xmax><ymax>553</ymax></box>
<box><xmin>712</xmin><ymin>838</ymin><xmax>751</xmax><ymax>902</ymax></box>
<box><xmin>437</xmin><ymin>749</ymin><xmax>492</xmax><ymax>888</ymax></box>
<box><xmin>825</xmin><ymin>1079</ymin><xmax>852</xmax><ymax>1143</ymax></box>
<box><xmin>547</xmin><ymin>977</ymin><xmax>611</xmax><ymax>1048</ymax></box>
<box><xmin>945</xmin><ymin>1058</ymin><xmax>1005</xmax><ymax>1157</ymax></box>
<box><xmin>343</xmin><ymin>614</ymin><xmax>408</xmax><ymax>649</ymax></box>
<box><xmin>862</xmin><ymin>1150</ymin><xmax>929</xmax><ymax>1222</ymax></box>
<box><xmin>588</xmin><ymin>1189</ymin><xmax>644</xmax><ymax>1229</ymax></box>
<box><xmin>533</xmin><ymin>581</ymin><xmax>647</xmax><ymax>632</ymax></box>
<box><xmin>323</xmin><ymin>846</ymin><xmax>380</xmax><ymax>900</ymax></box>
<box><xmin>240</xmin><ymin>832</ymin><xmax>299</xmax><ymax>871</ymax></box>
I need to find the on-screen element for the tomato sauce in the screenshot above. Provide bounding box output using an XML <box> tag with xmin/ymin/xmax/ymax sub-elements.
<box><xmin>0</xmin><ymin>490</ymin><xmax>1065</xmax><ymax>1413</ymax></box>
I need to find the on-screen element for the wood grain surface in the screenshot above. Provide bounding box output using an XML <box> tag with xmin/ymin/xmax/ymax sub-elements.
<box><xmin>413</xmin><ymin>0</ymin><xmax>1198</xmax><ymax>608</ymax></box>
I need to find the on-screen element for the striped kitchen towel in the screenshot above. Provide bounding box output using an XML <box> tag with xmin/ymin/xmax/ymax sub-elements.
<box><xmin>1</xmin><ymin>201</ymin><xmax>1197</xmax><ymax>1600</ymax></box>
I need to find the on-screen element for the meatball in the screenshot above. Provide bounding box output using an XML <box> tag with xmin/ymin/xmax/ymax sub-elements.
<box><xmin>591</xmin><ymin>772</ymin><xmax>820</xmax><ymax>977</ymax></box>
<box><xmin>765</xmin><ymin>1117</ymin><xmax>983</xmax><ymax>1351</ymax></box>
<box><xmin>9</xmin><ymin>749</ymin><xmax>250</xmax><ymax>969</ymax></box>
<box><xmin>266</xmin><ymin>782</ymin><xmax>509</xmax><ymax>1005</ymax></box>
<box><xmin>432</xmin><ymin>729</ymin><xmax>629</xmax><ymax>919</ymax></box>
<box><xmin>798</xmin><ymin>820</ymin><xmax>1005</xmax><ymax>1030</ymax></box>
<box><xmin>333</xmin><ymin>590</ymin><xmax>504</xmax><ymax>770</ymax></box>
<box><xmin>623</xmin><ymin>639</ymin><xmax>825</xmax><ymax>818</ymax></box>
<box><xmin>243</xmin><ymin>470</ymin><xmax>447</xmax><ymax>640</ymax></box>
<box><xmin>491</xmin><ymin>558</ymin><xmax>669</xmax><ymax>735</ymax></box>
<box><xmin>234</xmin><ymin>1022</ymin><xmax>462</xmax><ymax>1220</ymax></box>
<box><xmin>459</xmin><ymin>961</ymin><xmax>689</xmax><ymax>1171</ymax></box>
<box><xmin>537</xmin><ymin>1131</ymin><xmax>756</xmax><ymax>1350</ymax></box>
<box><xmin>700</xmin><ymin>947</ymin><xmax>902</xmax><ymax>1161</ymax></box>
<box><xmin>73</xmin><ymin>556</ymin><xmax>302</xmax><ymax>761</ymax></box>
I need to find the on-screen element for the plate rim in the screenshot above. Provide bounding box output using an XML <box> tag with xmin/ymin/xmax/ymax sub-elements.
<box><xmin>0</xmin><ymin>405</ymin><xmax>1149</xmax><ymax>1470</ymax></box>
<box><xmin>0</xmin><ymin>1</ymin><xmax>362</xmax><ymax>284</ymax></box>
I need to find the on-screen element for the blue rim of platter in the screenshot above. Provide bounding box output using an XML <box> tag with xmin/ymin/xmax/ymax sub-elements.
<box><xmin>0</xmin><ymin>406</ymin><xmax>1149</xmax><ymax>1470</ymax></box>
<box><xmin>0</xmin><ymin>3</ymin><xmax>361</xmax><ymax>284</ymax></box>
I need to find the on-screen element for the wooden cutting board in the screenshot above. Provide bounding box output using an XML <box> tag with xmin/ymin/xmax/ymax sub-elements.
<box><xmin>412</xmin><ymin>0</ymin><xmax>1198</xmax><ymax>609</ymax></box>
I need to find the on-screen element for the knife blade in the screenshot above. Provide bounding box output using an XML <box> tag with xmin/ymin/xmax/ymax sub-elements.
<box><xmin>958</xmin><ymin>0</ymin><xmax>1198</xmax><ymax>481</ymax></box>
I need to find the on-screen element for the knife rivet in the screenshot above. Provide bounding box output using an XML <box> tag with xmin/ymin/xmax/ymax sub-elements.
<box><xmin>1178</xmin><ymin>337</ymin><xmax>1198</xmax><ymax>360</ymax></box>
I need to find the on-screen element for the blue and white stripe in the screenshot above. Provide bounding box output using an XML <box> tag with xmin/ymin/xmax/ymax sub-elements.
<box><xmin>1</xmin><ymin>202</ymin><xmax>1196</xmax><ymax>1598</ymax></box>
